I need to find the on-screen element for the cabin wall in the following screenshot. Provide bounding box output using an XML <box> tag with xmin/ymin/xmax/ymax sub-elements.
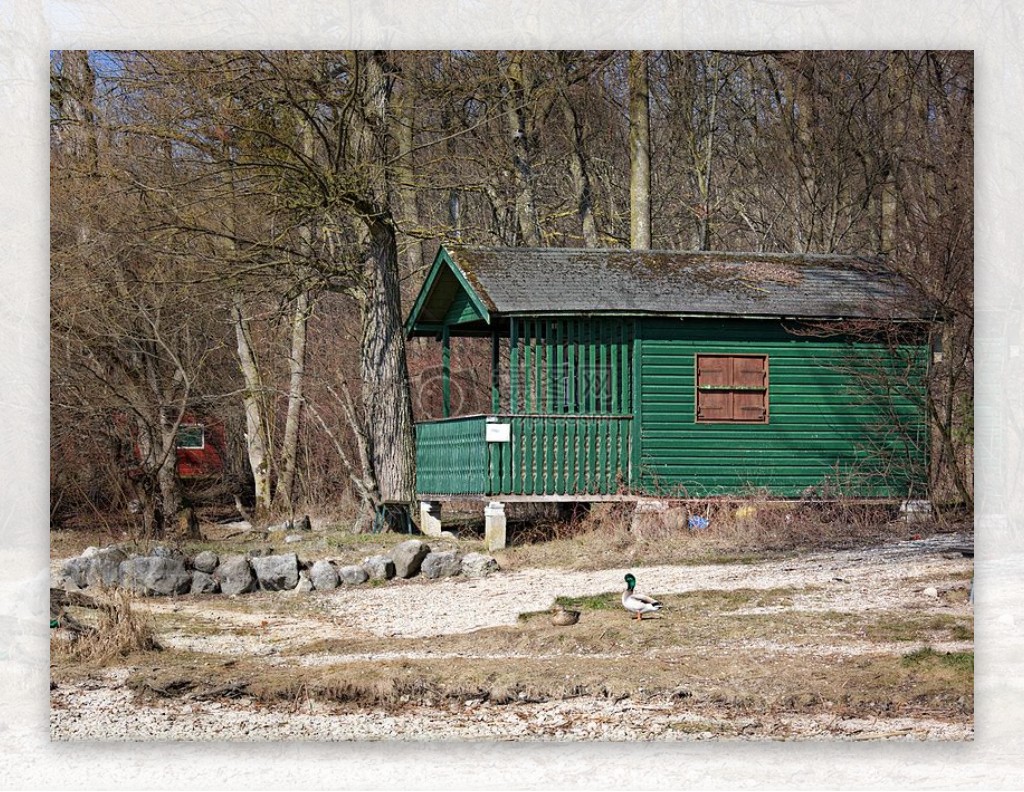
<box><xmin>637</xmin><ymin>318</ymin><xmax>929</xmax><ymax>497</ymax></box>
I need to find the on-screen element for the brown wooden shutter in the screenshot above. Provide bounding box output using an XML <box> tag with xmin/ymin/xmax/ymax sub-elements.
<box><xmin>696</xmin><ymin>354</ymin><xmax>768</xmax><ymax>423</ymax></box>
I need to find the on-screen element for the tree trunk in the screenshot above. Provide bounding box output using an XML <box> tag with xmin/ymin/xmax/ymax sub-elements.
<box><xmin>275</xmin><ymin>290</ymin><xmax>308</xmax><ymax>512</ymax></box>
<box><xmin>393</xmin><ymin>86</ymin><xmax>426</xmax><ymax>272</ymax></box>
<box><xmin>232</xmin><ymin>294</ymin><xmax>273</xmax><ymax>515</ymax></box>
<box><xmin>359</xmin><ymin>220</ymin><xmax>416</xmax><ymax>505</ymax></box>
<box><xmin>561</xmin><ymin>90</ymin><xmax>599</xmax><ymax>247</ymax></box>
<box><xmin>629</xmin><ymin>50</ymin><xmax>652</xmax><ymax>249</ymax></box>
<box><xmin>502</xmin><ymin>54</ymin><xmax>542</xmax><ymax>246</ymax></box>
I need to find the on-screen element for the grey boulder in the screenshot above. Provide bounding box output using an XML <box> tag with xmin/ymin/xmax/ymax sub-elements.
<box><xmin>362</xmin><ymin>555</ymin><xmax>395</xmax><ymax>581</ymax></box>
<box><xmin>462</xmin><ymin>552</ymin><xmax>500</xmax><ymax>578</ymax></box>
<box><xmin>293</xmin><ymin>570</ymin><xmax>314</xmax><ymax>593</ymax></box>
<box><xmin>250</xmin><ymin>553</ymin><xmax>299</xmax><ymax>591</ymax></box>
<box><xmin>310</xmin><ymin>560</ymin><xmax>339</xmax><ymax>591</ymax></box>
<box><xmin>338</xmin><ymin>564</ymin><xmax>369</xmax><ymax>586</ymax></box>
<box><xmin>295</xmin><ymin>515</ymin><xmax>312</xmax><ymax>532</ymax></box>
<box><xmin>192</xmin><ymin>550</ymin><xmax>219</xmax><ymax>574</ymax></box>
<box><xmin>190</xmin><ymin>570</ymin><xmax>219</xmax><ymax>595</ymax></box>
<box><xmin>421</xmin><ymin>550</ymin><xmax>463</xmax><ymax>579</ymax></box>
<box><xmin>390</xmin><ymin>540</ymin><xmax>430</xmax><ymax>579</ymax></box>
<box><xmin>214</xmin><ymin>555</ymin><xmax>256</xmax><ymax>596</ymax></box>
<box><xmin>60</xmin><ymin>556</ymin><xmax>90</xmax><ymax>589</ymax></box>
<box><xmin>120</xmin><ymin>556</ymin><xmax>192</xmax><ymax>596</ymax></box>
<box><xmin>85</xmin><ymin>547</ymin><xmax>128</xmax><ymax>588</ymax></box>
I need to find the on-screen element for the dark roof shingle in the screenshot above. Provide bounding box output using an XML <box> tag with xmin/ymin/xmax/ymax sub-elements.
<box><xmin>443</xmin><ymin>246</ymin><xmax>929</xmax><ymax>321</ymax></box>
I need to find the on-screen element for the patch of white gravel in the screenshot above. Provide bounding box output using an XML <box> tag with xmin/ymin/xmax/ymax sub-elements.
<box><xmin>309</xmin><ymin>533</ymin><xmax>973</xmax><ymax>639</ymax></box>
<box><xmin>50</xmin><ymin>669</ymin><xmax>972</xmax><ymax>742</ymax></box>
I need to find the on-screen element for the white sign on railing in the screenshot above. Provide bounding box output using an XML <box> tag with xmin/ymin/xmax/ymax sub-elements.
<box><xmin>485</xmin><ymin>423</ymin><xmax>511</xmax><ymax>443</ymax></box>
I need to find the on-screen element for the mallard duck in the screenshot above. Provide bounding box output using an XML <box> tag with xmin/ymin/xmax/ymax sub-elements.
<box><xmin>622</xmin><ymin>573</ymin><xmax>662</xmax><ymax>620</ymax></box>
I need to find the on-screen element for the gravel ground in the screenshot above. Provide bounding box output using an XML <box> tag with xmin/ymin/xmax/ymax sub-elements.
<box><xmin>50</xmin><ymin>531</ymin><xmax>974</xmax><ymax>741</ymax></box>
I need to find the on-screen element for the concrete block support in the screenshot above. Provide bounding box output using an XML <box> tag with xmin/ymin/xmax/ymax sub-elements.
<box><xmin>419</xmin><ymin>500</ymin><xmax>443</xmax><ymax>538</ymax></box>
<box><xmin>484</xmin><ymin>501</ymin><xmax>507</xmax><ymax>551</ymax></box>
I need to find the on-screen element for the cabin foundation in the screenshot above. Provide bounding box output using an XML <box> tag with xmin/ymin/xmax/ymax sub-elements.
<box><xmin>419</xmin><ymin>500</ymin><xmax>443</xmax><ymax>537</ymax></box>
<box><xmin>484</xmin><ymin>501</ymin><xmax>507</xmax><ymax>550</ymax></box>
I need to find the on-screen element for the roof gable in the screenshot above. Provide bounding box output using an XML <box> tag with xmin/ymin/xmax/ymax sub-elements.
<box><xmin>405</xmin><ymin>247</ymin><xmax>491</xmax><ymax>335</ymax></box>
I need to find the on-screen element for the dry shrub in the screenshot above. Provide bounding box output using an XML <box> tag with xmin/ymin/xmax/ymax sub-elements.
<box><xmin>499</xmin><ymin>496</ymin><xmax>920</xmax><ymax>570</ymax></box>
<box><xmin>51</xmin><ymin>589</ymin><xmax>161</xmax><ymax>664</ymax></box>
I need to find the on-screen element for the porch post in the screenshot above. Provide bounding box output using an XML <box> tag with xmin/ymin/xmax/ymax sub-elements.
<box><xmin>491</xmin><ymin>328</ymin><xmax>500</xmax><ymax>413</ymax></box>
<box><xmin>441</xmin><ymin>325</ymin><xmax>451</xmax><ymax>418</ymax></box>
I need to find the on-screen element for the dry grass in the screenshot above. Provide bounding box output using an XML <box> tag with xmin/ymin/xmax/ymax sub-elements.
<box><xmin>51</xmin><ymin>589</ymin><xmax>162</xmax><ymax>665</ymax></box>
<box><xmin>99</xmin><ymin>580</ymin><xmax>974</xmax><ymax>722</ymax></box>
<box><xmin>493</xmin><ymin>500</ymin><xmax>955</xmax><ymax>571</ymax></box>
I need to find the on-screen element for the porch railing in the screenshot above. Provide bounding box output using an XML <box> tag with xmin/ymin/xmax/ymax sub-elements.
<box><xmin>415</xmin><ymin>414</ymin><xmax>633</xmax><ymax>498</ymax></box>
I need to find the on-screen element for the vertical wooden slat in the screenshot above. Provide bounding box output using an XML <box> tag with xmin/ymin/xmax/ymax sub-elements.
<box><xmin>557</xmin><ymin>317</ymin><xmax>565</xmax><ymax>413</ymax></box>
<box><xmin>523</xmin><ymin>320</ymin><xmax>532</xmax><ymax>413</ymax></box>
<box><xmin>611</xmin><ymin>321</ymin><xmax>619</xmax><ymax>414</ymax></box>
<box><xmin>567</xmin><ymin>319</ymin><xmax>577</xmax><ymax>414</ymax></box>
<box><xmin>441</xmin><ymin>325</ymin><xmax>451</xmax><ymax>418</ymax></box>
<box><xmin>544</xmin><ymin>320</ymin><xmax>553</xmax><ymax>414</ymax></box>
<box><xmin>510</xmin><ymin>318</ymin><xmax>519</xmax><ymax>414</ymax></box>
<box><xmin>599</xmin><ymin>321</ymin><xmax>609</xmax><ymax>414</ymax></box>
<box><xmin>553</xmin><ymin>415</ymin><xmax>564</xmax><ymax>493</ymax></box>
<box><xmin>502</xmin><ymin>422</ymin><xmax>512</xmax><ymax>494</ymax></box>
<box><xmin>491</xmin><ymin>329</ymin><xmax>500</xmax><ymax>413</ymax></box>
<box><xmin>545</xmin><ymin>418</ymin><xmax>555</xmax><ymax>493</ymax></box>
<box><xmin>587</xmin><ymin>321</ymin><xmax>597</xmax><ymax>413</ymax></box>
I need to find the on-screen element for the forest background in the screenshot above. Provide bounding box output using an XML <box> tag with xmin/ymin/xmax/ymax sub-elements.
<box><xmin>49</xmin><ymin>50</ymin><xmax>974</xmax><ymax>535</ymax></box>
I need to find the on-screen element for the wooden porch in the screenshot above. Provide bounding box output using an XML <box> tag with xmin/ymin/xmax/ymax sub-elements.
<box><xmin>415</xmin><ymin>413</ymin><xmax>634</xmax><ymax>499</ymax></box>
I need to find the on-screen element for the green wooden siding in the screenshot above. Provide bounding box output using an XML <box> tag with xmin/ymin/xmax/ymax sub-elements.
<box><xmin>637</xmin><ymin>318</ymin><xmax>929</xmax><ymax>497</ymax></box>
<box><xmin>415</xmin><ymin>416</ymin><xmax>489</xmax><ymax>495</ymax></box>
<box><xmin>415</xmin><ymin>414</ymin><xmax>632</xmax><ymax>497</ymax></box>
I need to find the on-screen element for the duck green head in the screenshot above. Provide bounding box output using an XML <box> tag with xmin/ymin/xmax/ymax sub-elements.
<box><xmin>624</xmin><ymin>573</ymin><xmax>636</xmax><ymax>589</ymax></box>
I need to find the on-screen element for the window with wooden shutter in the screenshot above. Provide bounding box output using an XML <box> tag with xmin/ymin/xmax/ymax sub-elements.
<box><xmin>695</xmin><ymin>354</ymin><xmax>768</xmax><ymax>423</ymax></box>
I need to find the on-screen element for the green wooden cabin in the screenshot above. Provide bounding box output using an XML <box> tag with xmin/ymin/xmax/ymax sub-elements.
<box><xmin>406</xmin><ymin>245</ymin><xmax>934</xmax><ymax>546</ymax></box>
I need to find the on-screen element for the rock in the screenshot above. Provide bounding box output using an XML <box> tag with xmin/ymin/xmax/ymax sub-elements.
<box><xmin>81</xmin><ymin>546</ymin><xmax>101</xmax><ymax>559</ymax></box>
<box><xmin>190</xmin><ymin>571</ymin><xmax>219</xmax><ymax>595</ymax></box>
<box><xmin>462</xmin><ymin>552</ymin><xmax>500</xmax><ymax>578</ymax></box>
<box><xmin>338</xmin><ymin>564</ymin><xmax>369</xmax><ymax>586</ymax></box>
<box><xmin>150</xmin><ymin>545</ymin><xmax>184</xmax><ymax>560</ymax></box>
<box><xmin>120</xmin><ymin>556</ymin><xmax>192</xmax><ymax>596</ymax></box>
<box><xmin>390</xmin><ymin>540</ymin><xmax>430</xmax><ymax>579</ymax></box>
<box><xmin>362</xmin><ymin>555</ymin><xmax>395</xmax><ymax>581</ymax></box>
<box><xmin>923</xmin><ymin>586</ymin><xmax>939</xmax><ymax>598</ymax></box>
<box><xmin>293</xmin><ymin>570</ymin><xmax>314</xmax><ymax>593</ymax></box>
<box><xmin>295</xmin><ymin>515</ymin><xmax>312</xmax><ymax>532</ymax></box>
<box><xmin>60</xmin><ymin>556</ymin><xmax>90</xmax><ymax>589</ymax></box>
<box><xmin>440</xmin><ymin>530</ymin><xmax>457</xmax><ymax>539</ymax></box>
<box><xmin>267</xmin><ymin>520</ymin><xmax>293</xmax><ymax>533</ymax></box>
<box><xmin>250</xmin><ymin>553</ymin><xmax>299</xmax><ymax>591</ymax></box>
<box><xmin>85</xmin><ymin>547</ymin><xmax>128</xmax><ymax>588</ymax></box>
<box><xmin>192</xmin><ymin>550</ymin><xmax>219</xmax><ymax>574</ymax></box>
<box><xmin>421</xmin><ymin>550</ymin><xmax>462</xmax><ymax>579</ymax></box>
<box><xmin>284</xmin><ymin>534</ymin><xmax>305</xmax><ymax>544</ymax></box>
<box><xmin>310</xmin><ymin>560</ymin><xmax>340</xmax><ymax>591</ymax></box>
<box><xmin>214</xmin><ymin>555</ymin><xmax>256</xmax><ymax>596</ymax></box>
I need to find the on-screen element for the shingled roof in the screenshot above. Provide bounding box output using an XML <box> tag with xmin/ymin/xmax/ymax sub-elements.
<box><xmin>406</xmin><ymin>246</ymin><xmax>930</xmax><ymax>333</ymax></box>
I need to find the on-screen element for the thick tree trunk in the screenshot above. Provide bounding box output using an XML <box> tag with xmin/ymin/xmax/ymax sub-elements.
<box><xmin>629</xmin><ymin>50</ymin><xmax>652</xmax><ymax>249</ymax></box>
<box><xmin>393</xmin><ymin>88</ymin><xmax>426</xmax><ymax>272</ymax></box>
<box><xmin>359</xmin><ymin>220</ymin><xmax>416</xmax><ymax>506</ymax></box>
